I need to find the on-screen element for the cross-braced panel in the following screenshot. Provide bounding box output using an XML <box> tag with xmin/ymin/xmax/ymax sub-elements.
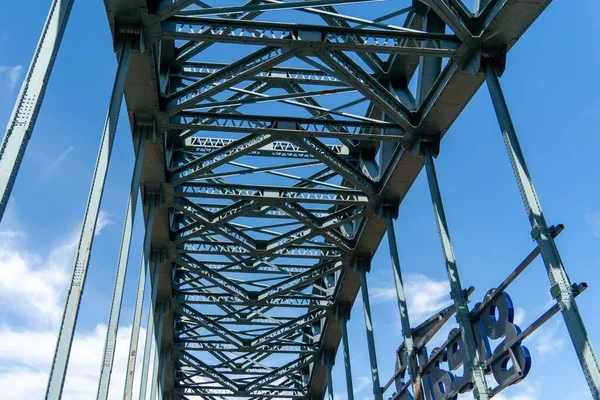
<box><xmin>156</xmin><ymin>1</ymin><xmax>464</xmax><ymax>398</ymax></box>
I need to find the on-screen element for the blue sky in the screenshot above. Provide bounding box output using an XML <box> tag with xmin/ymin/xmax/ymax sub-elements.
<box><xmin>1</xmin><ymin>1</ymin><xmax>599</xmax><ymax>399</ymax></box>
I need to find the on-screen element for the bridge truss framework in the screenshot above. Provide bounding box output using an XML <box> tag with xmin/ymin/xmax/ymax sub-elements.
<box><xmin>0</xmin><ymin>0</ymin><xmax>599</xmax><ymax>400</ymax></box>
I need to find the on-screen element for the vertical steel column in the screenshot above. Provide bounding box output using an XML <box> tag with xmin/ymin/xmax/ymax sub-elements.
<box><xmin>138</xmin><ymin>253</ymin><xmax>163</xmax><ymax>400</ymax></box>
<box><xmin>340</xmin><ymin>307</ymin><xmax>355</xmax><ymax>400</ymax></box>
<box><xmin>485</xmin><ymin>64</ymin><xmax>600</xmax><ymax>399</ymax></box>
<box><xmin>0</xmin><ymin>0</ymin><xmax>75</xmax><ymax>221</ymax></box>
<box><xmin>423</xmin><ymin>147</ymin><xmax>490</xmax><ymax>400</ymax></box>
<box><xmin>44</xmin><ymin>37</ymin><xmax>133</xmax><ymax>400</ymax></box>
<box><xmin>357</xmin><ymin>259</ymin><xmax>383</xmax><ymax>400</ymax></box>
<box><xmin>123</xmin><ymin>255</ymin><xmax>147</xmax><ymax>400</ymax></box>
<box><xmin>123</xmin><ymin>195</ymin><xmax>158</xmax><ymax>400</ymax></box>
<box><xmin>138</xmin><ymin>304</ymin><xmax>155</xmax><ymax>400</ymax></box>
<box><xmin>150</xmin><ymin>303</ymin><xmax>167</xmax><ymax>400</ymax></box>
<box><xmin>97</xmin><ymin>127</ymin><xmax>148</xmax><ymax>399</ymax></box>
<box><xmin>326</xmin><ymin>355</ymin><xmax>335</xmax><ymax>400</ymax></box>
<box><xmin>384</xmin><ymin>212</ymin><xmax>421</xmax><ymax>399</ymax></box>
<box><xmin>158</xmin><ymin>348</ymin><xmax>170</xmax><ymax>400</ymax></box>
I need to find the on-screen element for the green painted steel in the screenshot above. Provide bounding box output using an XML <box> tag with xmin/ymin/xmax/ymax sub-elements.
<box><xmin>2</xmin><ymin>1</ymin><xmax>596</xmax><ymax>399</ymax></box>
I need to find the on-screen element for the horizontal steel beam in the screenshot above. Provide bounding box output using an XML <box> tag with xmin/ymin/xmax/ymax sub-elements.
<box><xmin>170</xmin><ymin>112</ymin><xmax>405</xmax><ymax>142</ymax></box>
<box><xmin>181</xmin><ymin>137</ymin><xmax>350</xmax><ymax>158</ymax></box>
<box><xmin>162</xmin><ymin>17</ymin><xmax>461</xmax><ymax>56</ymax></box>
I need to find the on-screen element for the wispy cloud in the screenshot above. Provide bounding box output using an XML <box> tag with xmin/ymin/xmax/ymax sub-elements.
<box><xmin>585</xmin><ymin>212</ymin><xmax>600</xmax><ymax>239</ymax></box>
<box><xmin>514</xmin><ymin>306</ymin><xmax>526</xmax><ymax>327</ymax></box>
<box><xmin>371</xmin><ymin>273</ymin><xmax>451</xmax><ymax>323</ymax></box>
<box><xmin>0</xmin><ymin>211</ymin><xmax>146</xmax><ymax>399</ymax></box>
<box><xmin>458</xmin><ymin>380</ymin><xmax>541</xmax><ymax>400</ymax></box>
<box><xmin>0</xmin><ymin>64</ymin><xmax>23</xmax><ymax>90</ymax></box>
<box><xmin>0</xmin><ymin>224</ymin><xmax>72</xmax><ymax>323</ymax></box>
<box><xmin>0</xmin><ymin>324</ymin><xmax>147</xmax><ymax>400</ymax></box>
<box><xmin>531</xmin><ymin>320</ymin><xmax>566</xmax><ymax>357</ymax></box>
<box><xmin>95</xmin><ymin>210</ymin><xmax>114</xmax><ymax>236</ymax></box>
<box><xmin>46</xmin><ymin>145</ymin><xmax>75</xmax><ymax>172</ymax></box>
<box><xmin>333</xmin><ymin>375</ymin><xmax>371</xmax><ymax>400</ymax></box>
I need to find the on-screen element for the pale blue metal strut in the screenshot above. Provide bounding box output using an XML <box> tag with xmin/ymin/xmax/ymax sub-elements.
<box><xmin>44</xmin><ymin>37</ymin><xmax>133</xmax><ymax>399</ymax></box>
<box><xmin>423</xmin><ymin>146</ymin><xmax>491</xmax><ymax>400</ymax></box>
<box><xmin>340</xmin><ymin>309</ymin><xmax>354</xmax><ymax>400</ymax></box>
<box><xmin>139</xmin><ymin>253</ymin><xmax>163</xmax><ymax>400</ymax></box>
<box><xmin>0</xmin><ymin>0</ymin><xmax>74</xmax><ymax>222</ymax></box>
<box><xmin>123</xmin><ymin>195</ymin><xmax>158</xmax><ymax>399</ymax></box>
<box><xmin>385</xmin><ymin>213</ymin><xmax>421</xmax><ymax>399</ymax></box>
<box><xmin>97</xmin><ymin>128</ymin><xmax>148</xmax><ymax>399</ymax></box>
<box><xmin>357</xmin><ymin>260</ymin><xmax>384</xmax><ymax>400</ymax></box>
<box><xmin>485</xmin><ymin>62</ymin><xmax>600</xmax><ymax>399</ymax></box>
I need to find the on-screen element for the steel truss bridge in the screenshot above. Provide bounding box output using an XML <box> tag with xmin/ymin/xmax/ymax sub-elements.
<box><xmin>1</xmin><ymin>0</ymin><xmax>599</xmax><ymax>399</ymax></box>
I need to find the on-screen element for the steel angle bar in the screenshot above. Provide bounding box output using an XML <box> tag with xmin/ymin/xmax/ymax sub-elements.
<box><xmin>174</xmin><ymin>182</ymin><xmax>369</xmax><ymax>205</ymax></box>
<box><xmin>172</xmin><ymin>200</ymin><xmax>257</xmax><ymax>250</ymax></box>
<box><xmin>176</xmin><ymin>304</ymin><xmax>246</xmax><ymax>346</ymax></box>
<box><xmin>471</xmin><ymin>224</ymin><xmax>564</xmax><ymax>319</ymax></box>
<box><xmin>188</xmin><ymin>87</ymin><xmax>356</xmax><ymax>110</ymax></box>
<box><xmin>274</xmin><ymin>204</ymin><xmax>359</xmax><ymax>252</ymax></box>
<box><xmin>179</xmin><ymin>351</ymin><xmax>239</xmax><ymax>392</ymax></box>
<box><xmin>170</xmin><ymin>134</ymin><xmax>275</xmax><ymax>185</ymax></box>
<box><xmin>179</xmin><ymin>240</ymin><xmax>344</xmax><ymax>259</ymax></box>
<box><xmin>252</xmin><ymin>309</ymin><xmax>328</xmax><ymax>347</ymax></box>
<box><xmin>197</xmin><ymin>160</ymin><xmax>325</xmax><ymax>182</ymax></box>
<box><xmin>171</xmin><ymin>112</ymin><xmax>404</xmax><ymax>141</ymax></box>
<box><xmin>98</xmin><ymin>128</ymin><xmax>148</xmax><ymax>400</ymax></box>
<box><xmin>257</xmin><ymin>261</ymin><xmax>343</xmax><ymax>301</ymax></box>
<box><xmin>166</xmin><ymin>0</ymin><xmax>384</xmax><ymax>19</ymax></box>
<box><xmin>166</xmin><ymin>47</ymin><xmax>298</xmax><ymax>115</ymax></box>
<box><xmin>245</xmin><ymin>354</ymin><xmax>316</xmax><ymax>392</ymax></box>
<box><xmin>317</xmin><ymin>50</ymin><xmax>414</xmax><ymax>129</ymax></box>
<box><xmin>122</xmin><ymin>256</ymin><xmax>148</xmax><ymax>400</ymax></box>
<box><xmin>138</xmin><ymin>250</ymin><xmax>164</xmax><ymax>400</ymax></box>
<box><xmin>0</xmin><ymin>0</ymin><xmax>75</xmax><ymax>222</ymax></box>
<box><xmin>326</xmin><ymin>355</ymin><xmax>335</xmax><ymax>400</ymax></box>
<box><xmin>174</xmin><ymin>0</ymin><xmax>266</xmax><ymax>63</ymax></box>
<box><xmin>485</xmin><ymin>64</ymin><xmax>600</xmax><ymax>399</ymax></box>
<box><xmin>384</xmin><ymin>213</ymin><xmax>421</xmax><ymax>399</ymax></box>
<box><xmin>176</xmin><ymin>293</ymin><xmax>333</xmax><ymax>308</ymax></box>
<box><xmin>340</xmin><ymin>308</ymin><xmax>355</xmax><ymax>400</ymax></box>
<box><xmin>162</xmin><ymin>17</ymin><xmax>460</xmax><ymax>56</ymax></box>
<box><xmin>284</xmin><ymin>2</ymin><xmax>415</xmax><ymax>32</ymax></box>
<box><xmin>176</xmin><ymin>340</ymin><xmax>317</xmax><ymax>355</ymax></box>
<box><xmin>356</xmin><ymin>260</ymin><xmax>383</xmax><ymax>400</ymax></box>
<box><xmin>418</xmin><ymin>0</ymin><xmax>472</xmax><ymax>40</ymax></box>
<box><xmin>150</xmin><ymin>301</ymin><xmax>168</xmax><ymax>400</ymax></box>
<box><xmin>180</xmin><ymin>63</ymin><xmax>346</xmax><ymax>87</ymax></box>
<box><xmin>292</xmin><ymin>136</ymin><xmax>376</xmax><ymax>196</ymax></box>
<box><xmin>175</xmin><ymin>255</ymin><xmax>250</xmax><ymax>300</ymax></box>
<box><xmin>424</xmin><ymin>146</ymin><xmax>490</xmax><ymax>399</ymax></box>
<box><xmin>44</xmin><ymin>37</ymin><xmax>133</xmax><ymax>400</ymax></box>
<box><xmin>156</xmin><ymin>0</ymin><xmax>197</xmax><ymax>20</ymax></box>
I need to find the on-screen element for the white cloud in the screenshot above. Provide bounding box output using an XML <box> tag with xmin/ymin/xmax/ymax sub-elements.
<box><xmin>457</xmin><ymin>381</ymin><xmax>540</xmax><ymax>400</ymax></box>
<box><xmin>370</xmin><ymin>286</ymin><xmax>397</xmax><ymax>302</ymax></box>
<box><xmin>47</xmin><ymin>145</ymin><xmax>75</xmax><ymax>172</ymax></box>
<box><xmin>354</xmin><ymin>375</ymin><xmax>371</xmax><ymax>393</ymax></box>
<box><xmin>371</xmin><ymin>273</ymin><xmax>451</xmax><ymax>323</ymax></box>
<box><xmin>95</xmin><ymin>210</ymin><xmax>114</xmax><ymax>236</ymax></box>
<box><xmin>531</xmin><ymin>320</ymin><xmax>566</xmax><ymax>357</ymax></box>
<box><xmin>0</xmin><ymin>213</ymin><xmax>145</xmax><ymax>399</ymax></box>
<box><xmin>0</xmin><ymin>324</ymin><xmax>147</xmax><ymax>400</ymax></box>
<box><xmin>0</xmin><ymin>225</ymin><xmax>72</xmax><ymax>323</ymax></box>
<box><xmin>514</xmin><ymin>307</ymin><xmax>526</xmax><ymax>326</ymax></box>
<box><xmin>0</xmin><ymin>64</ymin><xmax>23</xmax><ymax>90</ymax></box>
